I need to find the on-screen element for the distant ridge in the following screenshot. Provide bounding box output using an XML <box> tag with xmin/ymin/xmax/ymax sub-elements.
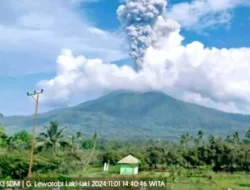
<box><xmin>1</xmin><ymin>91</ymin><xmax>250</xmax><ymax>140</ymax></box>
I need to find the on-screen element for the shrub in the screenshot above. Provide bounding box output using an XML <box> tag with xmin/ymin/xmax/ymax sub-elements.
<box><xmin>100</xmin><ymin>151</ymin><xmax>121</xmax><ymax>165</ymax></box>
<box><xmin>0</xmin><ymin>151</ymin><xmax>62</xmax><ymax>179</ymax></box>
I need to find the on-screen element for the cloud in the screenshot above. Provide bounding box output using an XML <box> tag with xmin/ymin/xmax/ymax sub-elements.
<box><xmin>38</xmin><ymin>39</ymin><xmax>250</xmax><ymax>114</ymax></box>
<box><xmin>166</xmin><ymin>0</ymin><xmax>249</xmax><ymax>30</ymax></box>
<box><xmin>38</xmin><ymin>0</ymin><xmax>250</xmax><ymax>114</ymax></box>
<box><xmin>0</xmin><ymin>0</ymin><xmax>126</xmax><ymax>76</ymax></box>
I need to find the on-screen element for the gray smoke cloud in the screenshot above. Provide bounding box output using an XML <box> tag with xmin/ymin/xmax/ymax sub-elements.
<box><xmin>117</xmin><ymin>0</ymin><xmax>168</xmax><ymax>67</ymax></box>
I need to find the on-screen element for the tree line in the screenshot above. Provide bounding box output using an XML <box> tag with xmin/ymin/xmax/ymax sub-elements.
<box><xmin>0</xmin><ymin>120</ymin><xmax>250</xmax><ymax>180</ymax></box>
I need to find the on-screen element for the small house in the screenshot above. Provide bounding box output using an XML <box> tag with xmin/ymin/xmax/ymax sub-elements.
<box><xmin>118</xmin><ymin>155</ymin><xmax>140</xmax><ymax>175</ymax></box>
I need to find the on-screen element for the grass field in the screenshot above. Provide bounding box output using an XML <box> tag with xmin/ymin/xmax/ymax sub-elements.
<box><xmin>31</xmin><ymin>166</ymin><xmax>250</xmax><ymax>190</ymax></box>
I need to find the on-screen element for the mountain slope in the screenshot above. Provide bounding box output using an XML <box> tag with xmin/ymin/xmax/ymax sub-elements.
<box><xmin>1</xmin><ymin>91</ymin><xmax>250</xmax><ymax>140</ymax></box>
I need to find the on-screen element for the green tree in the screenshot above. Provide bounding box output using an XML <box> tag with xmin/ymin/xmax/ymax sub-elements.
<box><xmin>12</xmin><ymin>130</ymin><xmax>32</xmax><ymax>149</ymax></box>
<box><xmin>195</xmin><ymin>130</ymin><xmax>204</xmax><ymax>146</ymax></box>
<box><xmin>208</xmin><ymin>135</ymin><xmax>215</xmax><ymax>144</ymax></box>
<box><xmin>147</xmin><ymin>150</ymin><xmax>161</xmax><ymax>169</ymax></box>
<box><xmin>245</xmin><ymin>126</ymin><xmax>250</xmax><ymax>143</ymax></box>
<box><xmin>226</xmin><ymin>132</ymin><xmax>241</xmax><ymax>145</ymax></box>
<box><xmin>0</xmin><ymin>113</ymin><xmax>4</xmax><ymax>136</ymax></box>
<box><xmin>0</xmin><ymin>124</ymin><xmax>4</xmax><ymax>137</ymax></box>
<box><xmin>165</xmin><ymin>150</ymin><xmax>184</xmax><ymax>167</ymax></box>
<box><xmin>13</xmin><ymin>130</ymin><xmax>31</xmax><ymax>142</ymax></box>
<box><xmin>232</xmin><ymin>131</ymin><xmax>241</xmax><ymax>144</ymax></box>
<box><xmin>36</xmin><ymin>121</ymin><xmax>69</xmax><ymax>154</ymax></box>
<box><xmin>0</xmin><ymin>124</ymin><xmax>8</xmax><ymax>147</ymax></box>
<box><xmin>101</xmin><ymin>151</ymin><xmax>120</xmax><ymax>165</ymax></box>
<box><xmin>180</xmin><ymin>133</ymin><xmax>193</xmax><ymax>148</ymax></box>
<box><xmin>76</xmin><ymin>131</ymin><xmax>83</xmax><ymax>150</ymax></box>
<box><xmin>68</xmin><ymin>131</ymin><xmax>83</xmax><ymax>152</ymax></box>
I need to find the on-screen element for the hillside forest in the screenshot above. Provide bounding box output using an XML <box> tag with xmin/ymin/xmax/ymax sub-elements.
<box><xmin>0</xmin><ymin>120</ymin><xmax>250</xmax><ymax>189</ymax></box>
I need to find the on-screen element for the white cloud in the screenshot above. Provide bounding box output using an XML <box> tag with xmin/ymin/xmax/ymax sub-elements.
<box><xmin>38</xmin><ymin>14</ymin><xmax>250</xmax><ymax>114</ymax></box>
<box><xmin>0</xmin><ymin>0</ymin><xmax>127</xmax><ymax>76</ymax></box>
<box><xmin>166</xmin><ymin>0</ymin><xmax>249</xmax><ymax>30</ymax></box>
<box><xmin>180</xmin><ymin>92</ymin><xmax>242</xmax><ymax>113</ymax></box>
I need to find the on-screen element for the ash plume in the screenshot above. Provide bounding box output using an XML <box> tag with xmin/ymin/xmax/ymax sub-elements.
<box><xmin>117</xmin><ymin>0</ymin><xmax>168</xmax><ymax>67</ymax></box>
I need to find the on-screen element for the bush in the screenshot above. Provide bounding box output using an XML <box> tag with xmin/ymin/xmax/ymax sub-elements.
<box><xmin>0</xmin><ymin>152</ymin><xmax>29</xmax><ymax>179</ymax></box>
<box><xmin>0</xmin><ymin>151</ymin><xmax>62</xmax><ymax>179</ymax></box>
<box><xmin>57</xmin><ymin>161</ymin><xmax>83</xmax><ymax>174</ymax></box>
<box><xmin>100</xmin><ymin>151</ymin><xmax>121</xmax><ymax>165</ymax></box>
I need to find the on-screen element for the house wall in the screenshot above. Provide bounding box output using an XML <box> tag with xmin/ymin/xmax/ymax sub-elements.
<box><xmin>120</xmin><ymin>164</ymin><xmax>139</xmax><ymax>175</ymax></box>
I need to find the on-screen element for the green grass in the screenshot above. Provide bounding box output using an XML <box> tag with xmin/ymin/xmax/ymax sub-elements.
<box><xmin>32</xmin><ymin>166</ymin><xmax>250</xmax><ymax>190</ymax></box>
<box><xmin>165</xmin><ymin>172</ymin><xmax>250</xmax><ymax>190</ymax></box>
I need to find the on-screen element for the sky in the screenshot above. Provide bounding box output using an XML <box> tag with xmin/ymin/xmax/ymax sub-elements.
<box><xmin>0</xmin><ymin>0</ymin><xmax>250</xmax><ymax>116</ymax></box>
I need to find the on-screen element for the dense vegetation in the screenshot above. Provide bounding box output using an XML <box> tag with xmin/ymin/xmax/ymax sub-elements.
<box><xmin>0</xmin><ymin>120</ymin><xmax>250</xmax><ymax>182</ymax></box>
<box><xmin>2</xmin><ymin>92</ymin><xmax>250</xmax><ymax>139</ymax></box>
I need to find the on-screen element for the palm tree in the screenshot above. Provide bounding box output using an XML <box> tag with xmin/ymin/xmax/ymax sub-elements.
<box><xmin>36</xmin><ymin>121</ymin><xmax>69</xmax><ymax>154</ymax></box>
<box><xmin>180</xmin><ymin>133</ymin><xmax>192</xmax><ymax>147</ymax></box>
<box><xmin>197</xmin><ymin>130</ymin><xmax>204</xmax><ymax>140</ymax></box>
<box><xmin>195</xmin><ymin>130</ymin><xmax>204</xmax><ymax>146</ymax></box>
<box><xmin>68</xmin><ymin>131</ymin><xmax>83</xmax><ymax>152</ymax></box>
<box><xmin>226</xmin><ymin>135</ymin><xmax>232</xmax><ymax>143</ymax></box>
<box><xmin>232</xmin><ymin>131</ymin><xmax>240</xmax><ymax>144</ymax></box>
<box><xmin>76</xmin><ymin>131</ymin><xmax>83</xmax><ymax>150</ymax></box>
<box><xmin>208</xmin><ymin>134</ymin><xmax>215</xmax><ymax>144</ymax></box>
<box><xmin>180</xmin><ymin>134</ymin><xmax>187</xmax><ymax>145</ymax></box>
<box><xmin>245</xmin><ymin>126</ymin><xmax>250</xmax><ymax>141</ymax></box>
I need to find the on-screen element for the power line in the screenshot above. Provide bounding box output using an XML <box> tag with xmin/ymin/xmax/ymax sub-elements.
<box><xmin>27</xmin><ymin>89</ymin><xmax>43</xmax><ymax>179</ymax></box>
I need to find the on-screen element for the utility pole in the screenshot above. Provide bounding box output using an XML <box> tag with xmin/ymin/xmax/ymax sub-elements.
<box><xmin>27</xmin><ymin>89</ymin><xmax>43</xmax><ymax>179</ymax></box>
